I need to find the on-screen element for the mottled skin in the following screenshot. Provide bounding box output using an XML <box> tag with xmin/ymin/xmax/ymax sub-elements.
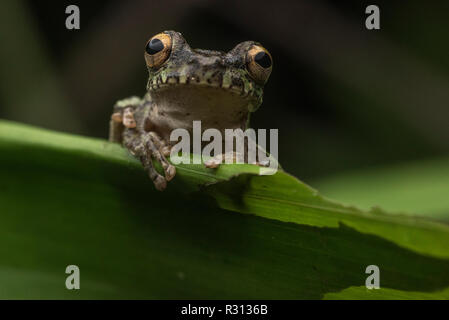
<box><xmin>109</xmin><ymin>31</ymin><xmax>272</xmax><ymax>190</ymax></box>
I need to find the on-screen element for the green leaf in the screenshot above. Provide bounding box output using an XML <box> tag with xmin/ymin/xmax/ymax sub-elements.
<box><xmin>0</xmin><ymin>119</ymin><xmax>448</xmax><ymax>299</ymax></box>
<box><xmin>311</xmin><ymin>158</ymin><xmax>449</xmax><ymax>221</ymax></box>
<box><xmin>324</xmin><ymin>286</ymin><xmax>449</xmax><ymax>300</ymax></box>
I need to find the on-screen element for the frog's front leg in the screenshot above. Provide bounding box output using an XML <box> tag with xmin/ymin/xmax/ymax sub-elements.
<box><xmin>123</xmin><ymin>128</ymin><xmax>176</xmax><ymax>191</ymax></box>
<box><xmin>110</xmin><ymin>97</ymin><xmax>175</xmax><ymax>191</ymax></box>
<box><xmin>109</xmin><ymin>96</ymin><xmax>140</xmax><ymax>143</ymax></box>
<box><xmin>145</xmin><ymin>131</ymin><xmax>176</xmax><ymax>180</ymax></box>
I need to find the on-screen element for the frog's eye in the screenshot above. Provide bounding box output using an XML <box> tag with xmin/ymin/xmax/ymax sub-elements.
<box><xmin>246</xmin><ymin>45</ymin><xmax>272</xmax><ymax>84</ymax></box>
<box><xmin>145</xmin><ymin>33</ymin><xmax>172</xmax><ymax>68</ymax></box>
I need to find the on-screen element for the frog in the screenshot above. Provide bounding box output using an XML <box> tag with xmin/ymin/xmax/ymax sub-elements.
<box><xmin>109</xmin><ymin>30</ymin><xmax>273</xmax><ymax>191</ymax></box>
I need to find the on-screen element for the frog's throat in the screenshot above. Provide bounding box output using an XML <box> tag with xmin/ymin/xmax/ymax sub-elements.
<box><xmin>147</xmin><ymin>85</ymin><xmax>258</xmax><ymax>138</ymax></box>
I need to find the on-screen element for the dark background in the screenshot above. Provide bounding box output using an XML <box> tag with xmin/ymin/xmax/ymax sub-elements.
<box><xmin>1</xmin><ymin>0</ymin><xmax>448</xmax><ymax>183</ymax></box>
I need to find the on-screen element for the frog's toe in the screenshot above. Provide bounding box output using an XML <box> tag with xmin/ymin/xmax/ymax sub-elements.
<box><xmin>123</xmin><ymin>107</ymin><xmax>136</xmax><ymax>128</ymax></box>
<box><xmin>153</xmin><ymin>175</ymin><xmax>167</xmax><ymax>191</ymax></box>
<box><xmin>165</xmin><ymin>165</ymin><xmax>176</xmax><ymax>181</ymax></box>
<box><xmin>138</xmin><ymin>149</ymin><xmax>167</xmax><ymax>191</ymax></box>
<box><xmin>142</xmin><ymin>157</ymin><xmax>167</xmax><ymax>191</ymax></box>
<box><xmin>257</xmin><ymin>160</ymin><xmax>270</xmax><ymax>167</ymax></box>
<box><xmin>111</xmin><ymin>112</ymin><xmax>122</xmax><ymax>123</ymax></box>
<box><xmin>204</xmin><ymin>160</ymin><xmax>220</xmax><ymax>168</ymax></box>
<box><xmin>145</xmin><ymin>133</ymin><xmax>175</xmax><ymax>182</ymax></box>
<box><xmin>251</xmin><ymin>160</ymin><xmax>270</xmax><ymax>167</ymax></box>
<box><xmin>204</xmin><ymin>152</ymin><xmax>244</xmax><ymax>168</ymax></box>
<box><xmin>161</xmin><ymin>145</ymin><xmax>171</xmax><ymax>157</ymax></box>
<box><xmin>204</xmin><ymin>156</ymin><xmax>223</xmax><ymax>168</ymax></box>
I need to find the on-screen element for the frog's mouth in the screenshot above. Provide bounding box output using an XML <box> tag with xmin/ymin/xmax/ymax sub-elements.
<box><xmin>146</xmin><ymin>72</ymin><xmax>262</xmax><ymax>112</ymax></box>
<box><xmin>148</xmin><ymin>77</ymin><xmax>248</xmax><ymax>96</ymax></box>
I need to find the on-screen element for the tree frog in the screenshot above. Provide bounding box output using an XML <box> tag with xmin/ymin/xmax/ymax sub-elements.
<box><xmin>109</xmin><ymin>31</ymin><xmax>272</xmax><ymax>190</ymax></box>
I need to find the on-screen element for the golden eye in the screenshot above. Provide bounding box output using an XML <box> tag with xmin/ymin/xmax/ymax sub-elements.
<box><xmin>246</xmin><ymin>45</ymin><xmax>272</xmax><ymax>84</ymax></box>
<box><xmin>144</xmin><ymin>32</ymin><xmax>172</xmax><ymax>68</ymax></box>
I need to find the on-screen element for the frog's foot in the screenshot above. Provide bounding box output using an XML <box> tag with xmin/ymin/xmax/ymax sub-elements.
<box><xmin>111</xmin><ymin>96</ymin><xmax>141</xmax><ymax>129</ymax></box>
<box><xmin>255</xmin><ymin>160</ymin><xmax>270</xmax><ymax>167</ymax></box>
<box><xmin>123</xmin><ymin>132</ymin><xmax>174</xmax><ymax>191</ymax></box>
<box><xmin>140</xmin><ymin>151</ymin><xmax>167</xmax><ymax>191</ymax></box>
<box><xmin>204</xmin><ymin>152</ymin><xmax>243</xmax><ymax>168</ymax></box>
<box><xmin>204</xmin><ymin>152</ymin><xmax>271</xmax><ymax>168</ymax></box>
<box><xmin>145</xmin><ymin>132</ymin><xmax>176</xmax><ymax>182</ymax></box>
<box><xmin>111</xmin><ymin>107</ymin><xmax>136</xmax><ymax>129</ymax></box>
<box><xmin>126</xmin><ymin>141</ymin><xmax>167</xmax><ymax>191</ymax></box>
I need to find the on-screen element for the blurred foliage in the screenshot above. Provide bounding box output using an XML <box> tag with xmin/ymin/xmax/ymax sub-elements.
<box><xmin>1</xmin><ymin>0</ymin><xmax>448</xmax><ymax>183</ymax></box>
<box><xmin>312</xmin><ymin>156</ymin><xmax>449</xmax><ymax>220</ymax></box>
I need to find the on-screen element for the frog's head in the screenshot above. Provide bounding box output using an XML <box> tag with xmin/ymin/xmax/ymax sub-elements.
<box><xmin>144</xmin><ymin>31</ymin><xmax>272</xmax><ymax>116</ymax></box>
